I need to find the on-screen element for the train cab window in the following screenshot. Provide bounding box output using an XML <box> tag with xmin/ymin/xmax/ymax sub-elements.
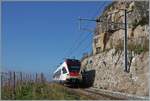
<box><xmin>54</xmin><ymin>69</ymin><xmax>61</xmax><ymax>78</ymax></box>
<box><xmin>68</xmin><ymin>66</ymin><xmax>80</xmax><ymax>72</ymax></box>
<box><xmin>62</xmin><ymin>67</ymin><xmax>67</xmax><ymax>74</ymax></box>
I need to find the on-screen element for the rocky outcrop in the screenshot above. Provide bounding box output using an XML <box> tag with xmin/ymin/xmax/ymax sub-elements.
<box><xmin>81</xmin><ymin>1</ymin><xmax>149</xmax><ymax>97</ymax></box>
<box><xmin>81</xmin><ymin>49</ymin><xmax>149</xmax><ymax>96</ymax></box>
<box><xmin>93</xmin><ymin>1</ymin><xmax>149</xmax><ymax>54</ymax></box>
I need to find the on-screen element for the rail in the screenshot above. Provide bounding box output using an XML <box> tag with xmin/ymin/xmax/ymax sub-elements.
<box><xmin>86</xmin><ymin>87</ymin><xmax>149</xmax><ymax>100</ymax></box>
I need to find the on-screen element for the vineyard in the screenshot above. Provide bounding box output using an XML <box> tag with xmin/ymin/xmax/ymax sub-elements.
<box><xmin>1</xmin><ymin>71</ymin><xmax>91</xmax><ymax>100</ymax></box>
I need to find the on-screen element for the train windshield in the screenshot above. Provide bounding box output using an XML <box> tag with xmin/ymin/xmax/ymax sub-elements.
<box><xmin>68</xmin><ymin>66</ymin><xmax>80</xmax><ymax>72</ymax></box>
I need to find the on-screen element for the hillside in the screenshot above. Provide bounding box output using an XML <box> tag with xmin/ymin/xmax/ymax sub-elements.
<box><xmin>81</xmin><ymin>1</ymin><xmax>149</xmax><ymax>96</ymax></box>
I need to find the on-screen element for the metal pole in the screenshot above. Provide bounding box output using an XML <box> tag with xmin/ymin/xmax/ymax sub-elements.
<box><xmin>20</xmin><ymin>72</ymin><xmax>22</xmax><ymax>85</ymax></box>
<box><xmin>124</xmin><ymin>9</ymin><xmax>128</xmax><ymax>72</ymax></box>
<box><xmin>13</xmin><ymin>72</ymin><xmax>16</xmax><ymax>99</ymax></box>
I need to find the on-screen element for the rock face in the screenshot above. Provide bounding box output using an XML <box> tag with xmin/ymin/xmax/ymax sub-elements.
<box><xmin>81</xmin><ymin>1</ymin><xmax>149</xmax><ymax>97</ymax></box>
<box><xmin>81</xmin><ymin>50</ymin><xmax>149</xmax><ymax>96</ymax></box>
<box><xmin>93</xmin><ymin>1</ymin><xmax>149</xmax><ymax>54</ymax></box>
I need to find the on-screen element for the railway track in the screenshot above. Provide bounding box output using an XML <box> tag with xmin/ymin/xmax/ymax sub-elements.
<box><xmin>65</xmin><ymin>86</ymin><xmax>149</xmax><ymax>100</ymax></box>
<box><xmin>81</xmin><ymin>88</ymin><xmax>125</xmax><ymax>100</ymax></box>
<box><xmin>65</xmin><ymin>87</ymin><xmax>124</xmax><ymax>100</ymax></box>
<box><xmin>52</xmin><ymin>83</ymin><xmax>149</xmax><ymax>100</ymax></box>
<box><xmin>88</xmin><ymin>87</ymin><xmax>149</xmax><ymax>100</ymax></box>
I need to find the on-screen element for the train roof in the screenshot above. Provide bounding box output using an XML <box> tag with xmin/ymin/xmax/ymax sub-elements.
<box><xmin>65</xmin><ymin>58</ymin><xmax>80</xmax><ymax>62</ymax></box>
<box><xmin>53</xmin><ymin>58</ymin><xmax>80</xmax><ymax>74</ymax></box>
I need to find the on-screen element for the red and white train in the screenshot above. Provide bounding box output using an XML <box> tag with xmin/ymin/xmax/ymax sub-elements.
<box><xmin>53</xmin><ymin>59</ymin><xmax>82</xmax><ymax>84</ymax></box>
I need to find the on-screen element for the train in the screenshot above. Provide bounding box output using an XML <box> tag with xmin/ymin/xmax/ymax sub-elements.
<box><xmin>53</xmin><ymin>59</ymin><xmax>82</xmax><ymax>85</ymax></box>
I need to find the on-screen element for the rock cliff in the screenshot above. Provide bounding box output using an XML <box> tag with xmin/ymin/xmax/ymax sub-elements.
<box><xmin>81</xmin><ymin>1</ymin><xmax>149</xmax><ymax>96</ymax></box>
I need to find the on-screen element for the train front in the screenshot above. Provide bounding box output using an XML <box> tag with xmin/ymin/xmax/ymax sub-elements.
<box><xmin>66</xmin><ymin>59</ymin><xmax>82</xmax><ymax>85</ymax></box>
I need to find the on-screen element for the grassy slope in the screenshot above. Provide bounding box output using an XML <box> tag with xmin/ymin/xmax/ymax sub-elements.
<box><xmin>1</xmin><ymin>82</ymin><xmax>91</xmax><ymax>100</ymax></box>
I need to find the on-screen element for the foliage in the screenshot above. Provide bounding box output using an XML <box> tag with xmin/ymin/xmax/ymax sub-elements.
<box><xmin>114</xmin><ymin>38</ymin><xmax>149</xmax><ymax>55</ymax></box>
<box><xmin>132</xmin><ymin>19</ymin><xmax>138</xmax><ymax>30</ymax></box>
<box><xmin>1</xmin><ymin>82</ymin><xmax>91</xmax><ymax>100</ymax></box>
<box><xmin>128</xmin><ymin>38</ymin><xmax>149</xmax><ymax>54</ymax></box>
<box><xmin>132</xmin><ymin>17</ymin><xmax>149</xmax><ymax>30</ymax></box>
<box><xmin>138</xmin><ymin>17</ymin><xmax>149</xmax><ymax>26</ymax></box>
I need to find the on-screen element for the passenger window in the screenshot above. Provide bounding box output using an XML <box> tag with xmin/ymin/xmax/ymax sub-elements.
<box><xmin>62</xmin><ymin>67</ymin><xmax>67</xmax><ymax>74</ymax></box>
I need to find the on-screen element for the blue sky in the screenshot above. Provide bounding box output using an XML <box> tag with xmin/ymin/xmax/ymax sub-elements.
<box><xmin>2</xmin><ymin>1</ymin><xmax>111</xmax><ymax>79</ymax></box>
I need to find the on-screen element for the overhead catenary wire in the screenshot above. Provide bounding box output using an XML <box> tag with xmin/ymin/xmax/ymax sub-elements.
<box><xmin>66</xmin><ymin>32</ymin><xmax>92</xmax><ymax>58</ymax></box>
<box><xmin>76</xmin><ymin>36</ymin><xmax>93</xmax><ymax>57</ymax></box>
<box><xmin>81</xmin><ymin>4</ymin><xmax>130</xmax><ymax>72</ymax></box>
<box><xmin>65</xmin><ymin>1</ymin><xmax>109</xmax><ymax>56</ymax></box>
<box><xmin>63</xmin><ymin>2</ymin><xmax>104</xmax><ymax>59</ymax></box>
<box><xmin>63</xmin><ymin>28</ymin><xmax>92</xmax><ymax>59</ymax></box>
<box><xmin>58</xmin><ymin>1</ymin><xmax>112</xmax><ymax>63</ymax></box>
<box><xmin>74</xmin><ymin>1</ymin><xmax>109</xmax><ymax>56</ymax></box>
<box><xmin>79</xmin><ymin>1</ymin><xmax>108</xmax><ymax>32</ymax></box>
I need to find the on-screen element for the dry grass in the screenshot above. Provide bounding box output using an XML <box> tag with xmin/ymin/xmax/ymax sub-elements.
<box><xmin>1</xmin><ymin>82</ymin><xmax>92</xmax><ymax>100</ymax></box>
